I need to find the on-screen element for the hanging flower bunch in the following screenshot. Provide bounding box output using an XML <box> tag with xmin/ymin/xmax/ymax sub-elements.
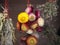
<box><xmin>0</xmin><ymin>0</ymin><xmax>16</xmax><ymax>45</ymax></box>
<box><xmin>36</xmin><ymin>0</ymin><xmax>60</xmax><ymax>45</ymax></box>
<box><xmin>16</xmin><ymin>4</ymin><xmax>44</xmax><ymax>45</ymax></box>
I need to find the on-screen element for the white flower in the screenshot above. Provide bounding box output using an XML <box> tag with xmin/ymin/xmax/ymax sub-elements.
<box><xmin>37</xmin><ymin>17</ymin><xmax>44</xmax><ymax>27</ymax></box>
<box><xmin>26</xmin><ymin>29</ymin><xmax>33</xmax><ymax>34</ymax></box>
<box><xmin>25</xmin><ymin>7</ymin><xmax>31</xmax><ymax>13</ymax></box>
<box><xmin>29</xmin><ymin>13</ymin><xmax>36</xmax><ymax>21</ymax></box>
